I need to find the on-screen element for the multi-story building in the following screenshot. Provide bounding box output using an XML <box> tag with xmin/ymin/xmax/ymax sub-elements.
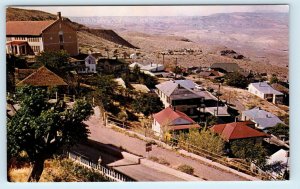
<box><xmin>6</xmin><ymin>12</ymin><xmax>78</xmax><ymax>56</ymax></box>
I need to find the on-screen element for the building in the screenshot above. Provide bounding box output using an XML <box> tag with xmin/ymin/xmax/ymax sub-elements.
<box><xmin>210</xmin><ymin>63</ymin><xmax>241</xmax><ymax>73</ymax></box>
<box><xmin>97</xmin><ymin>58</ymin><xmax>128</xmax><ymax>74</ymax></box>
<box><xmin>266</xmin><ymin>149</ymin><xmax>289</xmax><ymax>178</ymax></box>
<box><xmin>6</xmin><ymin>12</ymin><xmax>78</xmax><ymax>56</ymax></box>
<box><xmin>77</xmin><ymin>53</ymin><xmax>97</xmax><ymax>74</ymax></box>
<box><xmin>248</xmin><ymin>82</ymin><xmax>283</xmax><ymax>104</ymax></box>
<box><xmin>155</xmin><ymin>80</ymin><xmax>205</xmax><ymax>118</ymax></box>
<box><xmin>152</xmin><ymin>107</ymin><xmax>200</xmax><ymax>137</ymax></box>
<box><xmin>129</xmin><ymin>62</ymin><xmax>166</xmax><ymax>77</ymax></box>
<box><xmin>210</xmin><ymin>121</ymin><xmax>269</xmax><ymax>142</ymax></box>
<box><xmin>16</xmin><ymin>66</ymin><xmax>67</xmax><ymax>88</ymax></box>
<box><xmin>241</xmin><ymin>107</ymin><xmax>285</xmax><ymax>131</ymax></box>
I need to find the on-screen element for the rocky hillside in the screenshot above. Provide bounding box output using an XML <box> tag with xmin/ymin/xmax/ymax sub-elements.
<box><xmin>6</xmin><ymin>7</ymin><xmax>136</xmax><ymax>49</ymax></box>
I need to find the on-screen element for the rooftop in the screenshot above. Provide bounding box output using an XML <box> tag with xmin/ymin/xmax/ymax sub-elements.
<box><xmin>153</xmin><ymin>107</ymin><xmax>195</xmax><ymax>126</ymax></box>
<box><xmin>6</xmin><ymin>20</ymin><xmax>56</xmax><ymax>36</ymax></box>
<box><xmin>242</xmin><ymin>107</ymin><xmax>284</xmax><ymax>129</ymax></box>
<box><xmin>250</xmin><ymin>82</ymin><xmax>283</xmax><ymax>95</ymax></box>
<box><xmin>210</xmin><ymin>121</ymin><xmax>268</xmax><ymax>141</ymax></box>
<box><xmin>211</xmin><ymin>63</ymin><xmax>241</xmax><ymax>73</ymax></box>
<box><xmin>156</xmin><ymin>79</ymin><xmax>197</xmax><ymax>97</ymax></box>
<box><xmin>16</xmin><ymin>66</ymin><xmax>67</xmax><ymax>87</ymax></box>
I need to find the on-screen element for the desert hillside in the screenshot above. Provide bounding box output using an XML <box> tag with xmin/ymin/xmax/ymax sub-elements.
<box><xmin>71</xmin><ymin>13</ymin><xmax>288</xmax><ymax>79</ymax></box>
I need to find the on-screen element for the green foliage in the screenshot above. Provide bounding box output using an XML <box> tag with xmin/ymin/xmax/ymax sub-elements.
<box><xmin>180</xmin><ymin>128</ymin><xmax>225</xmax><ymax>155</ymax></box>
<box><xmin>7</xmin><ymin>86</ymin><xmax>93</xmax><ymax>163</ymax></box>
<box><xmin>230</xmin><ymin>139</ymin><xmax>267</xmax><ymax>167</ymax></box>
<box><xmin>36</xmin><ymin>50</ymin><xmax>70</xmax><ymax>71</ymax></box>
<box><xmin>132</xmin><ymin>93</ymin><xmax>164</xmax><ymax>116</ymax></box>
<box><xmin>270</xmin><ymin>74</ymin><xmax>279</xmax><ymax>84</ymax></box>
<box><xmin>176</xmin><ymin>164</ymin><xmax>194</xmax><ymax>175</ymax></box>
<box><xmin>49</xmin><ymin>157</ymin><xmax>109</xmax><ymax>182</ymax></box>
<box><xmin>224</xmin><ymin>71</ymin><xmax>249</xmax><ymax>88</ymax></box>
<box><xmin>84</xmin><ymin>74</ymin><xmax>118</xmax><ymax>110</ymax></box>
<box><xmin>206</xmin><ymin>115</ymin><xmax>218</xmax><ymax>126</ymax></box>
<box><xmin>268</xmin><ymin>123</ymin><xmax>289</xmax><ymax>140</ymax></box>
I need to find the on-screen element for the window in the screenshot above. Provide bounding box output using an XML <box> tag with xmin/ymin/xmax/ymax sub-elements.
<box><xmin>31</xmin><ymin>46</ymin><xmax>40</xmax><ymax>52</ymax></box>
<box><xmin>28</xmin><ymin>37</ymin><xmax>39</xmax><ymax>42</ymax></box>
<box><xmin>15</xmin><ymin>37</ymin><xmax>26</xmax><ymax>40</ymax></box>
<box><xmin>60</xmin><ymin>44</ymin><xmax>64</xmax><ymax>50</ymax></box>
<box><xmin>59</xmin><ymin>31</ymin><xmax>64</xmax><ymax>43</ymax></box>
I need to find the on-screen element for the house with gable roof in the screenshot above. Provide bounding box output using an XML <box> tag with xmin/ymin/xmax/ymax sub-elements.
<box><xmin>6</xmin><ymin>12</ymin><xmax>78</xmax><ymax>56</ymax></box>
<box><xmin>241</xmin><ymin>107</ymin><xmax>285</xmax><ymax>131</ymax></box>
<box><xmin>155</xmin><ymin>79</ymin><xmax>205</xmax><ymax>118</ymax></box>
<box><xmin>248</xmin><ymin>82</ymin><xmax>283</xmax><ymax>104</ymax></box>
<box><xmin>152</xmin><ymin>107</ymin><xmax>200</xmax><ymax>137</ymax></box>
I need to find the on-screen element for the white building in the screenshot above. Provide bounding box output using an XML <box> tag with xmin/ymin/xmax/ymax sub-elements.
<box><xmin>78</xmin><ymin>53</ymin><xmax>97</xmax><ymax>73</ymax></box>
<box><xmin>248</xmin><ymin>82</ymin><xmax>283</xmax><ymax>104</ymax></box>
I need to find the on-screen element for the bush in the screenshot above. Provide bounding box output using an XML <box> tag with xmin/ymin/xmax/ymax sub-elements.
<box><xmin>177</xmin><ymin>164</ymin><xmax>194</xmax><ymax>175</ymax></box>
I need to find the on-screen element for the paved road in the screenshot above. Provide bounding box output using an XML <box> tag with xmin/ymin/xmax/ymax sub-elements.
<box><xmin>85</xmin><ymin>107</ymin><xmax>247</xmax><ymax>181</ymax></box>
<box><xmin>72</xmin><ymin>144</ymin><xmax>185</xmax><ymax>181</ymax></box>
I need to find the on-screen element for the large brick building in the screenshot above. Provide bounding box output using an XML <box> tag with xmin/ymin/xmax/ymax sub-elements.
<box><xmin>6</xmin><ymin>12</ymin><xmax>78</xmax><ymax>56</ymax></box>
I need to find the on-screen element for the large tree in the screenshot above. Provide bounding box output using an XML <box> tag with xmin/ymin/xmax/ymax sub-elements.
<box><xmin>7</xmin><ymin>86</ymin><xmax>93</xmax><ymax>182</ymax></box>
<box><xmin>180</xmin><ymin>128</ymin><xmax>225</xmax><ymax>156</ymax></box>
<box><xmin>132</xmin><ymin>93</ymin><xmax>164</xmax><ymax>116</ymax></box>
<box><xmin>36</xmin><ymin>50</ymin><xmax>70</xmax><ymax>71</ymax></box>
<box><xmin>224</xmin><ymin>71</ymin><xmax>249</xmax><ymax>88</ymax></box>
<box><xmin>268</xmin><ymin>123</ymin><xmax>289</xmax><ymax>140</ymax></box>
<box><xmin>230</xmin><ymin>139</ymin><xmax>267</xmax><ymax>168</ymax></box>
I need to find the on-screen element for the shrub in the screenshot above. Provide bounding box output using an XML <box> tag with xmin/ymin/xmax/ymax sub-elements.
<box><xmin>177</xmin><ymin>164</ymin><xmax>194</xmax><ymax>175</ymax></box>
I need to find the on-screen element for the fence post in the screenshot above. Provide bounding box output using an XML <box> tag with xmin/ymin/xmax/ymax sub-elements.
<box><xmin>73</xmin><ymin>95</ymin><xmax>76</xmax><ymax>102</ymax></box>
<box><xmin>56</xmin><ymin>92</ymin><xmax>58</xmax><ymax>101</ymax></box>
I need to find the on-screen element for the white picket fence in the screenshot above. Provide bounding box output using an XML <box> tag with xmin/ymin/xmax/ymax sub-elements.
<box><xmin>64</xmin><ymin>150</ymin><xmax>135</xmax><ymax>182</ymax></box>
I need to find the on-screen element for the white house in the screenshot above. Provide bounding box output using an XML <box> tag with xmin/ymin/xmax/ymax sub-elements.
<box><xmin>248</xmin><ymin>82</ymin><xmax>283</xmax><ymax>104</ymax></box>
<box><xmin>129</xmin><ymin>62</ymin><xmax>165</xmax><ymax>73</ymax></box>
<box><xmin>152</xmin><ymin>107</ymin><xmax>200</xmax><ymax>137</ymax></box>
<box><xmin>78</xmin><ymin>53</ymin><xmax>97</xmax><ymax>73</ymax></box>
<box><xmin>241</xmin><ymin>107</ymin><xmax>285</xmax><ymax>130</ymax></box>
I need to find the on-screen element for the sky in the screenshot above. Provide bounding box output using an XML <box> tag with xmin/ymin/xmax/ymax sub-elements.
<box><xmin>13</xmin><ymin>5</ymin><xmax>289</xmax><ymax>17</ymax></box>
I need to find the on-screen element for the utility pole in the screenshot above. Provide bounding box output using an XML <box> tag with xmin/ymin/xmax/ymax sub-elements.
<box><xmin>216</xmin><ymin>83</ymin><xmax>220</xmax><ymax>116</ymax></box>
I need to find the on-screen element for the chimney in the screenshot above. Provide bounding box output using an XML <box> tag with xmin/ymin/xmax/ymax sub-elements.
<box><xmin>57</xmin><ymin>12</ymin><xmax>62</xmax><ymax>20</ymax></box>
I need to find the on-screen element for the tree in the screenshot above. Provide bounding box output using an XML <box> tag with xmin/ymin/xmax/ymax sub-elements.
<box><xmin>132</xmin><ymin>93</ymin><xmax>164</xmax><ymax>116</ymax></box>
<box><xmin>180</xmin><ymin>128</ymin><xmax>225</xmax><ymax>155</ymax></box>
<box><xmin>7</xmin><ymin>86</ymin><xmax>93</xmax><ymax>182</ymax></box>
<box><xmin>230</xmin><ymin>139</ymin><xmax>267</xmax><ymax>168</ymax></box>
<box><xmin>224</xmin><ymin>71</ymin><xmax>249</xmax><ymax>88</ymax></box>
<box><xmin>268</xmin><ymin>123</ymin><xmax>289</xmax><ymax>140</ymax></box>
<box><xmin>270</xmin><ymin>74</ymin><xmax>279</xmax><ymax>84</ymax></box>
<box><xmin>36</xmin><ymin>50</ymin><xmax>70</xmax><ymax>71</ymax></box>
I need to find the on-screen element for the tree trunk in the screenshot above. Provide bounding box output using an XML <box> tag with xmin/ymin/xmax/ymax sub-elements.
<box><xmin>27</xmin><ymin>158</ymin><xmax>45</xmax><ymax>182</ymax></box>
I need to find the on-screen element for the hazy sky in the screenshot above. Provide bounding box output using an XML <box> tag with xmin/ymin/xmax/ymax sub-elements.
<box><xmin>14</xmin><ymin>5</ymin><xmax>289</xmax><ymax>17</ymax></box>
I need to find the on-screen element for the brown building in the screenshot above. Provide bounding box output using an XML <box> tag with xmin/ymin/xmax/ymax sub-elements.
<box><xmin>6</xmin><ymin>12</ymin><xmax>78</xmax><ymax>56</ymax></box>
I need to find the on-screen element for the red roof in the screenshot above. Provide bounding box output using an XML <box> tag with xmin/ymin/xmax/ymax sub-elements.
<box><xmin>153</xmin><ymin>107</ymin><xmax>195</xmax><ymax>125</ymax></box>
<box><xmin>210</xmin><ymin>122</ymin><xmax>268</xmax><ymax>141</ymax></box>
<box><xmin>6</xmin><ymin>20</ymin><xmax>55</xmax><ymax>36</ymax></box>
<box><xmin>16</xmin><ymin>66</ymin><xmax>67</xmax><ymax>87</ymax></box>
